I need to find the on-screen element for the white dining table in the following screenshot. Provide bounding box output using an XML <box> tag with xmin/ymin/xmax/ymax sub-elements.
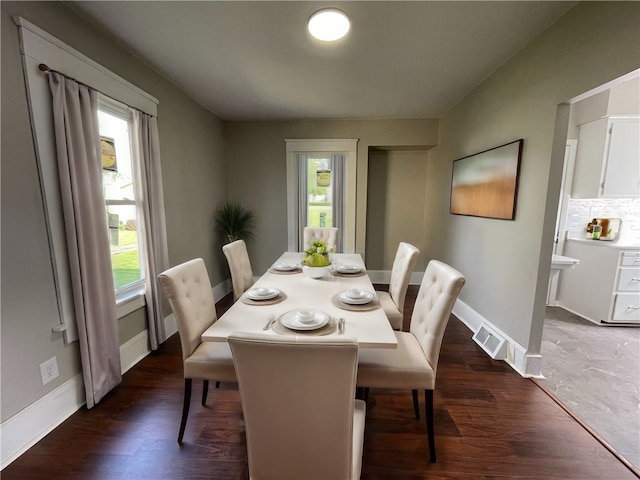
<box><xmin>201</xmin><ymin>252</ymin><xmax>398</xmax><ymax>349</ymax></box>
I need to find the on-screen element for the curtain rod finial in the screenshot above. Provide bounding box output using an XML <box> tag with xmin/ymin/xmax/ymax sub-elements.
<box><xmin>38</xmin><ymin>63</ymin><xmax>49</xmax><ymax>72</ymax></box>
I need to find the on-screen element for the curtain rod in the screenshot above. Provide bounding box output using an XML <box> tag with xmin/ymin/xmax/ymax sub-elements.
<box><xmin>38</xmin><ymin>63</ymin><xmax>151</xmax><ymax>117</ymax></box>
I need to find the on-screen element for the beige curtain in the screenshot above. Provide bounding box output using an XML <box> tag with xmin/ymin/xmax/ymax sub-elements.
<box><xmin>47</xmin><ymin>73</ymin><xmax>121</xmax><ymax>408</ymax></box>
<box><xmin>331</xmin><ymin>154</ymin><xmax>345</xmax><ymax>252</ymax></box>
<box><xmin>130</xmin><ymin>109</ymin><xmax>169</xmax><ymax>349</ymax></box>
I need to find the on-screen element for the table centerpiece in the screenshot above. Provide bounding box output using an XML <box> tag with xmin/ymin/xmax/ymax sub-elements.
<box><xmin>301</xmin><ymin>240</ymin><xmax>332</xmax><ymax>279</ymax></box>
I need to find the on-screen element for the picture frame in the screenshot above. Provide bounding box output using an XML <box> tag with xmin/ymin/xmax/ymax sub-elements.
<box><xmin>450</xmin><ymin>139</ymin><xmax>523</xmax><ymax>220</ymax></box>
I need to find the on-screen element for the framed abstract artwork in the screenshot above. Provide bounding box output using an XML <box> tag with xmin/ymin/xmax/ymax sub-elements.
<box><xmin>450</xmin><ymin>139</ymin><xmax>524</xmax><ymax>220</ymax></box>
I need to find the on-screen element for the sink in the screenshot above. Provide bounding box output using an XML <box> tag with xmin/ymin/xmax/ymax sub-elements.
<box><xmin>551</xmin><ymin>254</ymin><xmax>579</xmax><ymax>273</ymax></box>
<box><xmin>547</xmin><ymin>254</ymin><xmax>580</xmax><ymax>306</ymax></box>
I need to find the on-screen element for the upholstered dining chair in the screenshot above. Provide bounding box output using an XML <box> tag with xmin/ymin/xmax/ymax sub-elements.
<box><xmin>357</xmin><ymin>260</ymin><xmax>465</xmax><ymax>463</ymax></box>
<box><xmin>158</xmin><ymin>258</ymin><xmax>237</xmax><ymax>444</ymax></box>
<box><xmin>303</xmin><ymin>226</ymin><xmax>338</xmax><ymax>251</ymax></box>
<box><xmin>377</xmin><ymin>242</ymin><xmax>420</xmax><ymax>330</ymax></box>
<box><xmin>228</xmin><ymin>332</ymin><xmax>366</xmax><ymax>480</ymax></box>
<box><xmin>222</xmin><ymin>239</ymin><xmax>254</xmax><ymax>301</ymax></box>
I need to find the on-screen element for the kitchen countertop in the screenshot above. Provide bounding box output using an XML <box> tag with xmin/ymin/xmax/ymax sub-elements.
<box><xmin>566</xmin><ymin>237</ymin><xmax>640</xmax><ymax>249</ymax></box>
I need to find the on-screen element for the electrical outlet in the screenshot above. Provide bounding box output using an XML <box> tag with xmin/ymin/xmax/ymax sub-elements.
<box><xmin>40</xmin><ymin>357</ymin><xmax>59</xmax><ymax>385</ymax></box>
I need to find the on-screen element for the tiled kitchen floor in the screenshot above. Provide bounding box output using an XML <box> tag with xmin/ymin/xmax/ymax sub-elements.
<box><xmin>540</xmin><ymin>307</ymin><xmax>640</xmax><ymax>469</ymax></box>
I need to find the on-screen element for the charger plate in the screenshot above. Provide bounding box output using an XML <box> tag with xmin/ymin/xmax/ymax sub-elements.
<box><xmin>269</xmin><ymin>267</ymin><xmax>302</xmax><ymax>275</ymax></box>
<box><xmin>332</xmin><ymin>294</ymin><xmax>380</xmax><ymax>312</ymax></box>
<box><xmin>271</xmin><ymin>317</ymin><xmax>338</xmax><ymax>336</ymax></box>
<box><xmin>241</xmin><ymin>292</ymin><xmax>287</xmax><ymax>306</ymax></box>
<box><xmin>331</xmin><ymin>269</ymin><xmax>366</xmax><ymax>277</ymax></box>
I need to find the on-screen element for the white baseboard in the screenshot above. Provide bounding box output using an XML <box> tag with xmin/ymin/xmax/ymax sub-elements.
<box><xmin>2</xmin><ymin>280</ymin><xmax>268</xmax><ymax>469</ymax></box>
<box><xmin>120</xmin><ymin>330</ymin><xmax>151</xmax><ymax>374</ymax></box>
<box><xmin>0</xmin><ymin>373</ymin><xmax>85</xmax><ymax>469</ymax></box>
<box><xmin>366</xmin><ymin>270</ymin><xmax>423</xmax><ymax>285</ymax></box>
<box><xmin>452</xmin><ymin>299</ymin><xmax>543</xmax><ymax>378</ymax></box>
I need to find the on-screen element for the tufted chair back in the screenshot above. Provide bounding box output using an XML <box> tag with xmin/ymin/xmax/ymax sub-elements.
<box><xmin>158</xmin><ymin>258</ymin><xmax>216</xmax><ymax>361</ymax></box>
<box><xmin>409</xmin><ymin>260</ymin><xmax>465</xmax><ymax>377</ymax></box>
<box><xmin>229</xmin><ymin>333</ymin><xmax>366</xmax><ymax>480</ymax></box>
<box><xmin>388</xmin><ymin>242</ymin><xmax>420</xmax><ymax>312</ymax></box>
<box><xmin>303</xmin><ymin>227</ymin><xmax>338</xmax><ymax>252</ymax></box>
<box><xmin>222</xmin><ymin>239</ymin><xmax>254</xmax><ymax>301</ymax></box>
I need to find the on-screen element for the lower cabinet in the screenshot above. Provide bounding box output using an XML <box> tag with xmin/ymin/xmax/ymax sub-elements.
<box><xmin>557</xmin><ymin>242</ymin><xmax>640</xmax><ymax>324</ymax></box>
<box><xmin>609</xmin><ymin>251</ymin><xmax>640</xmax><ymax>323</ymax></box>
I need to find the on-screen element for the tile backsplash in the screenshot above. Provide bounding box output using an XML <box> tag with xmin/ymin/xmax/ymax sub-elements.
<box><xmin>565</xmin><ymin>198</ymin><xmax>640</xmax><ymax>245</ymax></box>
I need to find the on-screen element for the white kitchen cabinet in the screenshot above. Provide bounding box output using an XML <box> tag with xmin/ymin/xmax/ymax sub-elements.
<box><xmin>557</xmin><ymin>240</ymin><xmax>619</xmax><ymax>323</ymax></box>
<box><xmin>601</xmin><ymin>119</ymin><xmax>640</xmax><ymax>197</ymax></box>
<box><xmin>572</xmin><ymin>117</ymin><xmax>640</xmax><ymax>198</ymax></box>
<box><xmin>608</xmin><ymin>251</ymin><xmax>640</xmax><ymax>323</ymax></box>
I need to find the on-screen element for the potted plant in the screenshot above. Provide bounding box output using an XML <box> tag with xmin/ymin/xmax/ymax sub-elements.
<box><xmin>215</xmin><ymin>202</ymin><xmax>255</xmax><ymax>243</ymax></box>
<box><xmin>301</xmin><ymin>240</ymin><xmax>332</xmax><ymax>278</ymax></box>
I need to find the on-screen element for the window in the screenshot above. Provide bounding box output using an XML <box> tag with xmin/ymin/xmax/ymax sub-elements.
<box><xmin>285</xmin><ymin>139</ymin><xmax>358</xmax><ymax>253</ymax></box>
<box><xmin>17</xmin><ymin>17</ymin><xmax>159</xmax><ymax>342</ymax></box>
<box><xmin>98</xmin><ymin>100</ymin><xmax>145</xmax><ymax>296</ymax></box>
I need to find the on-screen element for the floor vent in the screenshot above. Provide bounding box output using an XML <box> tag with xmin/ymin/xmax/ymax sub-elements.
<box><xmin>472</xmin><ymin>324</ymin><xmax>507</xmax><ymax>360</ymax></box>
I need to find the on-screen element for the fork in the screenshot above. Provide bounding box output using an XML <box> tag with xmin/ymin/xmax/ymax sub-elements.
<box><xmin>339</xmin><ymin>317</ymin><xmax>345</xmax><ymax>334</ymax></box>
<box><xmin>263</xmin><ymin>315</ymin><xmax>275</xmax><ymax>330</ymax></box>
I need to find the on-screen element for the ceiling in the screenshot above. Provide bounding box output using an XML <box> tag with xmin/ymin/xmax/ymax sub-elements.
<box><xmin>66</xmin><ymin>1</ymin><xmax>575</xmax><ymax>121</ymax></box>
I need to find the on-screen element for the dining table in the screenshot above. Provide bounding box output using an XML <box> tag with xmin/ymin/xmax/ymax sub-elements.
<box><xmin>201</xmin><ymin>252</ymin><xmax>398</xmax><ymax>349</ymax></box>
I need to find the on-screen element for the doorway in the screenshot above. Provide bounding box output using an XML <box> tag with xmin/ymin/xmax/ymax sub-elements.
<box><xmin>541</xmin><ymin>70</ymin><xmax>640</xmax><ymax>471</ymax></box>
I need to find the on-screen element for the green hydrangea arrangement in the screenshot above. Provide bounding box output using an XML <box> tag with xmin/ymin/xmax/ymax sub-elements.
<box><xmin>302</xmin><ymin>240</ymin><xmax>331</xmax><ymax>267</ymax></box>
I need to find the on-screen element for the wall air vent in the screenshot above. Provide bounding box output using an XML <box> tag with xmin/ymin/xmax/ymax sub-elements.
<box><xmin>472</xmin><ymin>324</ymin><xmax>507</xmax><ymax>360</ymax></box>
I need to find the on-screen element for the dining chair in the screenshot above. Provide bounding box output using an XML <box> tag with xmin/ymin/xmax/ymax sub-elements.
<box><xmin>158</xmin><ymin>258</ymin><xmax>237</xmax><ymax>444</ymax></box>
<box><xmin>303</xmin><ymin>226</ymin><xmax>338</xmax><ymax>252</ymax></box>
<box><xmin>222</xmin><ymin>239</ymin><xmax>254</xmax><ymax>301</ymax></box>
<box><xmin>228</xmin><ymin>332</ymin><xmax>366</xmax><ymax>480</ymax></box>
<box><xmin>377</xmin><ymin>242</ymin><xmax>420</xmax><ymax>330</ymax></box>
<box><xmin>357</xmin><ymin>260</ymin><xmax>465</xmax><ymax>463</ymax></box>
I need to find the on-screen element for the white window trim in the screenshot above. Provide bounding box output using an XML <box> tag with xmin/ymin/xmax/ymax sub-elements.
<box><xmin>16</xmin><ymin>16</ymin><xmax>159</xmax><ymax>342</ymax></box>
<box><xmin>285</xmin><ymin>139</ymin><xmax>358</xmax><ymax>252</ymax></box>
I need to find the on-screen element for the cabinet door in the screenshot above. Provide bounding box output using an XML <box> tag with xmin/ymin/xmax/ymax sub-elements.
<box><xmin>611</xmin><ymin>293</ymin><xmax>640</xmax><ymax>322</ymax></box>
<box><xmin>572</xmin><ymin>118</ymin><xmax>608</xmax><ymax>198</ymax></box>
<box><xmin>602</xmin><ymin>119</ymin><xmax>640</xmax><ymax>197</ymax></box>
<box><xmin>617</xmin><ymin>268</ymin><xmax>640</xmax><ymax>292</ymax></box>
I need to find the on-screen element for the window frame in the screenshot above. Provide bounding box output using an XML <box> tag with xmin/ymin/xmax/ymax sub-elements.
<box><xmin>98</xmin><ymin>97</ymin><xmax>147</xmax><ymax>301</ymax></box>
<box><xmin>285</xmin><ymin>139</ymin><xmax>358</xmax><ymax>253</ymax></box>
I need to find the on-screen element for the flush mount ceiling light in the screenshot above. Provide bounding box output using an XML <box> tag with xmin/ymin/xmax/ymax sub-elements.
<box><xmin>308</xmin><ymin>8</ymin><xmax>351</xmax><ymax>41</ymax></box>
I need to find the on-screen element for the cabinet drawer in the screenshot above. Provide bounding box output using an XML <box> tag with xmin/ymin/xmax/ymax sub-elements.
<box><xmin>612</xmin><ymin>293</ymin><xmax>640</xmax><ymax>322</ymax></box>
<box><xmin>617</xmin><ymin>268</ymin><xmax>640</xmax><ymax>292</ymax></box>
<box><xmin>621</xmin><ymin>252</ymin><xmax>640</xmax><ymax>267</ymax></box>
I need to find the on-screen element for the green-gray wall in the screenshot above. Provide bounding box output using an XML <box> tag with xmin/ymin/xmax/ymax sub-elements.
<box><xmin>1</xmin><ymin>1</ymin><xmax>227</xmax><ymax>421</ymax></box>
<box><xmin>425</xmin><ymin>1</ymin><xmax>640</xmax><ymax>353</ymax></box>
<box><xmin>224</xmin><ymin>118</ymin><xmax>439</xmax><ymax>273</ymax></box>
<box><xmin>2</xmin><ymin>0</ymin><xmax>638</xmax><ymax>430</ymax></box>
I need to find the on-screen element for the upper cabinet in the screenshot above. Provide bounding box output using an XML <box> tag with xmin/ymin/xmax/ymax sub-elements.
<box><xmin>601</xmin><ymin>118</ymin><xmax>640</xmax><ymax>197</ymax></box>
<box><xmin>572</xmin><ymin>117</ymin><xmax>639</xmax><ymax>198</ymax></box>
<box><xmin>571</xmin><ymin>76</ymin><xmax>640</xmax><ymax>199</ymax></box>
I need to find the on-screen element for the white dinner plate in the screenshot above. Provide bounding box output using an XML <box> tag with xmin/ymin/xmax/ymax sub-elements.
<box><xmin>273</xmin><ymin>263</ymin><xmax>298</xmax><ymax>272</ymax></box>
<box><xmin>246</xmin><ymin>287</ymin><xmax>280</xmax><ymax>301</ymax></box>
<box><xmin>279</xmin><ymin>309</ymin><xmax>330</xmax><ymax>331</ymax></box>
<box><xmin>336</xmin><ymin>265</ymin><xmax>362</xmax><ymax>274</ymax></box>
<box><xmin>339</xmin><ymin>290</ymin><xmax>375</xmax><ymax>305</ymax></box>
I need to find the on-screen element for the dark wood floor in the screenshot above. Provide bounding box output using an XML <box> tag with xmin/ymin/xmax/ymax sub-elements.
<box><xmin>3</xmin><ymin>286</ymin><xmax>637</xmax><ymax>479</ymax></box>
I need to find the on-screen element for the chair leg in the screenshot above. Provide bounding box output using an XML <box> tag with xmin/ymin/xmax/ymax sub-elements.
<box><xmin>215</xmin><ymin>381</ymin><xmax>220</xmax><ymax>388</ymax></box>
<box><xmin>412</xmin><ymin>389</ymin><xmax>420</xmax><ymax>420</ymax></box>
<box><xmin>202</xmin><ymin>380</ymin><xmax>209</xmax><ymax>406</ymax></box>
<box><xmin>178</xmin><ymin>379</ymin><xmax>192</xmax><ymax>444</ymax></box>
<box><xmin>425</xmin><ymin>389</ymin><xmax>436</xmax><ymax>463</ymax></box>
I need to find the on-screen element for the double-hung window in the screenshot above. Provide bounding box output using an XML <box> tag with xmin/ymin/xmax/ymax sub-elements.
<box><xmin>98</xmin><ymin>98</ymin><xmax>145</xmax><ymax>298</ymax></box>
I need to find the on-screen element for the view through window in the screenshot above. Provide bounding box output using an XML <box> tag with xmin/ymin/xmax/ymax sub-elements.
<box><xmin>306</xmin><ymin>155</ymin><xmax>334</xmax><ymax>228</ymax></box>
<box><xmin>98</xmin><ymin>105</ymin><xmax>144</xmax><ymax>292</ymax></box>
